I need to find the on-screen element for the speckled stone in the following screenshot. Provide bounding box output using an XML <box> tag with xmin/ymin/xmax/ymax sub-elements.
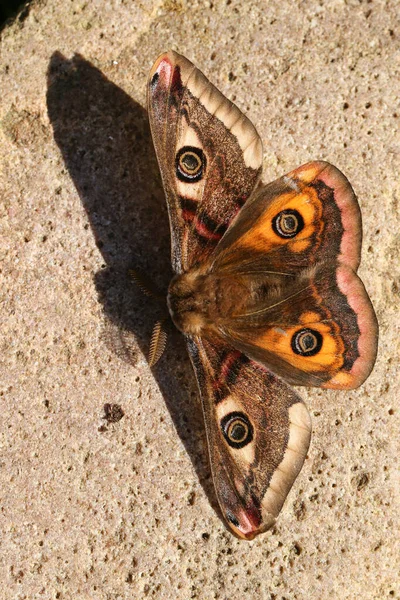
<box><xmin>0</xmin><ymin>1</ymin><xmax>399</xmax><ymax>598</ymax></box>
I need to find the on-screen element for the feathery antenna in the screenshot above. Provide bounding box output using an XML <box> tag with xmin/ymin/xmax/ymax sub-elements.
<box><xmin>129</xmin><ymin>268</ymin><xmax>164</xmax><ymax>300</ymax></box>
<box><xmin>148</xmin><ymin>320</ymin><xmax>168</xmax><ymax>367</ymax></box>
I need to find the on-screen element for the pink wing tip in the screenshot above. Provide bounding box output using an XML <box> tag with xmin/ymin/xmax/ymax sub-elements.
<box><xmin>149</xmin><ymin>52</ymin><xmax>174</xmax><ymax>87</ymax></box>
<box><xmin>227</xmin><ymin>506</ymin><xmax>275</xmax><ymax>541</ymax></box>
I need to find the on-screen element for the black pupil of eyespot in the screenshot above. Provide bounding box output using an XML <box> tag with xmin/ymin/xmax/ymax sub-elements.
<box><xmin>302</xmin><ymin>333</ymin><xmax>316</xmax><ymax>350</ymax></box>
<box><xmin>221</xmin><ymin>412</ymin><xmax>253</xmax><ymax>449</ymax></box>
<box><xmin>181</xmin><ymin>153</ymin><xmax>199</xmax><ymax>172</ymax></box>
<box><xmin>176</xmin><ymin>146</ymin><xmax>205</xmax><ymax>183</ymax></box>
<box><xmin>272</xmin><ymin>209</ymin><xmax>304</xmax><ymax>238</ymax></box>
<box><xmin>283</xmin><ymin>215</ymin><xmax>296</xmax><ymax>231</ymax></box>
<box><xmin>229</xmin><ymin>422</ymin><xmax>246</xmax><ymax>442</ymax></box>
<box><xmin>291</xmin><ymin>328</ymin><xmax>323</xmax><ymax>357</ymax></box>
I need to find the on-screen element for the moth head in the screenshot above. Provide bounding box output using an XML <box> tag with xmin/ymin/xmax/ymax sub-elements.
<box><xmin>167</xmin><ymin>270</ymin><xmax>209</xmax><ymax>335</ymax></box>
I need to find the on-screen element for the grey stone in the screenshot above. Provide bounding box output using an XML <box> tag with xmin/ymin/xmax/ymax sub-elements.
<box><xmin>0</xmin><ymin>1</ymin><xmax>399</xmax><ymax>598</ymax></box>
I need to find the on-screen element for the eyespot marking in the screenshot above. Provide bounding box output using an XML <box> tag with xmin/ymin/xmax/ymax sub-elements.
<box><xmin>291</xmin><ymin>328</ymin><xmax>323</xmax><ymax>357</ymax></box>
<box><xmin>176</xmin><ymin>146</ymin><xmax>206</xmax><ymax>183</ymax></box>
<box><xmin>226</xmin><ymin>511</ymin><xmax>240</xmax><ymax>527</ymax></box>
<box><xmin>150</xmin><ymin>72</ymin><xmax>159</xmax><ymax>88</ymax></box>
<box><xmin>221</xmin><ymin>411</ymin><xmax>254</xmax><ymax>449</ymax></box>
<box><xmin>272</xmin><ymin>209</ymin><xmax>304</xmax><ymax>239</ymax></box>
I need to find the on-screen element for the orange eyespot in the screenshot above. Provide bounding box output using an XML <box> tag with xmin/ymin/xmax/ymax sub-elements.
<box><xmin>291</xmin><ymin>328</ymin><xmax>323</xmax><ymax>356</ymax></box>
<box><xmin>272</xmin><ymin>209</ymin><xmax>304</xmax><ymax>238</ymax></box>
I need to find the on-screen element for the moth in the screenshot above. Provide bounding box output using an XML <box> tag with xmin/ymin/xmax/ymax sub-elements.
<box><xmin>146</xmin><ymin>50</ymin><xmax>378</xmax><ymax>539</ymax></box>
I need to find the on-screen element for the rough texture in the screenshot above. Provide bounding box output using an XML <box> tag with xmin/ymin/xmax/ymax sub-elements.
<box><xmin>0</xmin><ymin>1</ymin><xmax>399</xmax><ymax>598</ymax></box>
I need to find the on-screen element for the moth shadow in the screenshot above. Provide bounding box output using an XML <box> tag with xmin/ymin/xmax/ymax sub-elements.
<box><xmin>46</xmin><ymin>52</ymin><xmax>221</xmax><ymax>525</ymax></box>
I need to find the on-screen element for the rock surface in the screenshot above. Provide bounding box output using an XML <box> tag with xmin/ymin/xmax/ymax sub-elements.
<box><xmin>0</xmin><ymin>1</ymin><xmax>399</xmax><ymax>598</ymax></box>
